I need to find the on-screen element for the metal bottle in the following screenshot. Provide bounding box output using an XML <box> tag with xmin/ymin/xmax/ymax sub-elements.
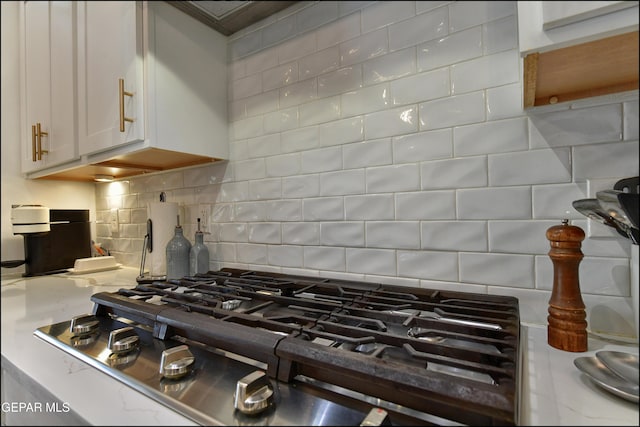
<box><xmin>166</xmin><ymin>215</ymin><xmax>191</xmax><ymax>280</ymax></box>
<box><xmin>189</xmin><ymin>218</ymin><xmax>209</xmax><ymax>275</ymax></box>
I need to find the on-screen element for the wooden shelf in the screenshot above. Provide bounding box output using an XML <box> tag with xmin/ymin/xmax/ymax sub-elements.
<box><xmin>523</xmin><ymin>31</ymin><xmax>639</xmax><ymax>108</ymax></box>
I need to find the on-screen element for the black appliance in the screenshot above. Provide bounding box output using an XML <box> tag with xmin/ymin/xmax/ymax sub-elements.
<box><xmin>35</xmin><ymin>268</ymin><xmax>522</xmax><ymax>425</ymax></box>
<box><xmin>22</xmin><ymin>209</ymin><xmax>91</xmax><ymax>276</ymax></box>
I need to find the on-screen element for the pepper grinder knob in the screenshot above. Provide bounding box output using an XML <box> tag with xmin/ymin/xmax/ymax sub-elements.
<box><xmin>546</xmin><ymin>219</ymin><xmax>588</xmax><ymax>352</ymax></box>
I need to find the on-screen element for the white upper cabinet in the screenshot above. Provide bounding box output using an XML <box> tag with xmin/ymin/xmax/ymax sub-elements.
<box><xmin>20</xmin><ymin>1</ymin><xmax>77</xmax><ymax>173</ymax></box>
<box><xmin>77</xmin><ymin>1</ymin><xmax>144</xmax><ymax>156</ymax></box>
<box><xmin>25</xmin><ymin>1</ymin><xmax>228</xmax><ymax>181</ymax></box>
<box><xmin>518</xmin><ymin>1</ymin><xmax>639</xmax><ymax>55</ymax></box>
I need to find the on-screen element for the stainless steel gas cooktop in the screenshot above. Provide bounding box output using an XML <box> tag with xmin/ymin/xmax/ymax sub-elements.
<box><xmin>35</xmin><ymin>268</ymin><xmax>522</xmax><ymax>426</ymax></box>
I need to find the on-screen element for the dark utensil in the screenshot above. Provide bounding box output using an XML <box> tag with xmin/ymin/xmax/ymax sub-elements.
<box><xmin>618</xmin><ymin>192</ymin><xmax>639</xmax><ymax>230</ymax></box>
<box><xmin>613</xmin><ymin>176</ymin><xmax>639</xmax><ymax>194</ymax></box>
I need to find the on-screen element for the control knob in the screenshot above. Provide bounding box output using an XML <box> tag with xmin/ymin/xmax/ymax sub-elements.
<box><xmin>108</xmin><ymin>326</ymin><xmax>140</xmax><ymax>354</ymax></box>
<box><xmin>233</xmin><ymin>370</ymin><xmax>274</xmax><ymax>415</ymax></box>
<box><xmin>160</xmin><ymin>345</ymin><xmax>195</xmax><ymax>380</ymax></box>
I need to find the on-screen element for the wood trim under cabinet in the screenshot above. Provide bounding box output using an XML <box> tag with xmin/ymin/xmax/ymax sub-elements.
<box><xmin>523</xmin><ymin>31</ymin><xmax>639</xmax><ymax>108</ymax></box>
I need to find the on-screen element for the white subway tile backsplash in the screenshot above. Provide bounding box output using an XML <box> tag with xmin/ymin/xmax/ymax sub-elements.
<box><xmin>482</xmin><ymin>15</ymin><xmax>517</xmax><ymax>54</ymax></box>
<box><xmin>100</xmin><ymin>0</ymin><xmax>637</xmax><ymax>339</ymax></box>
<box><xmin>263</xmin><ymin>107</ymin><xmax>299</xmax><ymax>134</ymax></box>
<box><xmin>341</xmin><ymin>83</ymin><xmax>390</xmax><ymax>117</ymax></box>
<box><xmin>236</xmin><ymin>243</ymin><xmax>268</xmax><ymax>264</ymax></box>
<box><xmin>280</xmin><ymin>79</ymin><xmax>317</xmax><ymax>110</ymax></box>
<box><xmin>234</xmin><ymin>159</ymin><xmax>266</xmax><ymax>181</ymax></box>
<box><xmin>460</xmin><ymin>252</ymin><xmax>534</xmax><ymax>288</ymax></box>
<box><xmin>301</xmin><ymin>146</ymin><xmax>343</xmax><ymax>173</ymax></box>
<box><xmin>451</xmin><ymin>49</ymin><xmax>519</xmax><ymax>94</ymax></box>
<box><xmin>486</xmin><ymin>83</ymin><xmax>523</xmax><ymax>120</ymax></box>
<box><xmin>231</xmin><ymin>74</ymin><xmax>262</xmax><ymax>100</ymax></box>
<box><xmin>361</xmin><ymin>1</ymin><xmax>414</xmax><ymax>33</ymax></box>
<box><xmin>282</xmin><ymin>222</ymin><xmax>320</xmax><ymax>245</ymax></box>
<box><xmin>319</xmin><ymin>116</ymin><xmax>364</xmax><ymax>147</ymax></box>
<box><xmin>263</xmin><ymin>62</ymin><xmax>299</xmax><ymax>92</ymax></box>
<box><xmin>304</xmin><ymin>246</ymin><xmax>346</xmax><ymax>271</ymax></box>
<box><xmin>421</xmin><ymin>221</ymin><xmax>487</xmax><ymax>251</ymax></box>
<box><xmin>340</xmin><ymin>28</ymin><xmax>388</xmax><ymax>67</ymax></box>
<box><xmin>235</xmin><ymin>201</ymin><xmax>266</xmax><ymax>222</ymax></box>
<box><xmin>316</xmin><ymin>12</ymin><xmax>361</xmax><ymax>50</ymax></box>
<box><xmin>417</xmin><ymin>26</ymin><xmax>482</xmax><ymax>72</ymax></box>
<box><xmin>448</xmin><ymin>1</ymin><xmax>516</xmax><ymax>32</ymax></box>
<box><xmin>232</xmin><ymin>116</ymin><xmax>263</xmax><ymax>141</ymax></box>
<box><xmin>318</xmin><ymin>66</ymin><xmax>363</xmax><ymax>98</ymax></box>
<box><xmin>320</xmin><ymin>169</ymin><xmax>365</xmax><ymax>196</ymax></box>
<box><xmin>419</xmin><ymin>92</ymin><xmax>485</xmax><ymax>130</ymax></box>
<box><xmin>457</xmin><ymin>186</ymin><xmax>531</xmax><ymax>219</ymax></box>
<box><xmin>488</xmin><ymin>148</ymin><xmax>572</xmax><ymax>186</ymax></box>
<box><xmin>296</xmin><ymin>1</ymin><xmax>339</xmax><ymax>34</ymax></box>
<box><xmin>532</xmin><ymin>183</ymin><xmax>587</xmax><ymax>220</ymax></box>
<box><xmin>388</xmin><ymin>6</ymin><xmax>448</xmax><ymax>51</ymax></box>
<box><xmin>345</xmin><ymin>194</ymin><xmax>394</xmax><ymax>220</ymax></box>
<box><xmin>454</xmin><ymin>117</ymin><xmax>528</xmax><ymax>156</ymax></box>
<box><xmin>391</xmin><ymin>68</ymin><xmax>450</xmax><ymax>107</ymax></box>
<box><xmin>299</xmin><ymin>47</ymin><xmax>340</xmax><ymax>79</ymax></box>
<box><xmin>363</xmin><ymin>47</ymin><xmax>416</xmax><ymax>85</ymax></box>
<box><xmin>277</xmin><ymin>31</ymin><xmax>317</xmax><ymax>64</ymax></box>
<box><xmin>268</xmin><ymin>245</ymin><xmax>303</xmax><ymax>268</ymax></box>
<box><xmin>248</xmin><ymin>178</ymin><xmax>281</xmax><ymax>200</ymax></box>
<box><xmin>264</xmin><ymin>200</ymin><xmax>302</xmax><ymax>221</ymax></box>
<box><xmin>393</xmin><ymin>129</ymin><xmax>452</xmax><ymax>163</ymax></box>
<box><xmin>347</xmin><ymin>248</ymin><xmax>397</xmax><ymax>275</ymax></box>
<box><xmin>421</xmin><ymin>156</ymin><xmax>488</xmax><ymax>189</ymax></box>
<box><xmin>489</xmin><ymin>220</ymin><xmax>557</xmax><ymax>254</ymax></box>
<box><xmin>321</xmin><ymin>222</ymin><xmax>365</xmax><ymax>246</ymax></box>
<box><xmin>248</xmin><ymin>223</ymin><xmax>282</xmax><ymax>244</ymax></box>
<box><xmin>529</xmin><ymin>104</ymin><xmax>623</xmax><ymax>148</ymax></box>
<box><xmin>282</xmin><ymin>174</ymin><xmax>320</xmax><ymax>198</ymax></box>
<box><xmin>265</xmin><ymin>153</ymin><xmax>301</xmax><ymax>177</ymax></box>
<box><xmin>365</xmin><ymin>106</ymin><xmax>418</xmax><ymax>139</ymax></box>
<box><xmin>343</xmin><ymin>138</ymin><xmax>392</xmax><ymax>169</ymax></box>
<box><xmin>395</xmin><ymin>190</ymin><xmax>456</xmax><ymax>220</ymax></box>
<box><xmin>536</xmin><ymin>255</ymin><xmax>630</xmax><ymax>297</ymax></box>
<box><xmin>299</xmin><ymin>96</ymin><xmax>341</xmax><ymax>126</ymax></box>
<box><xmin>573</xmin><ymin>141</ymin><xmax>639</xmax><ymax>181</ymax></box>
<box><xmin>397</xmin><ymin>250</ymin><xmax>458</xmax><ymax>281</ymax></box>
<box><xmin>281</xmin><ymin>126</ymin><xmax>319</xmax><ymax>153</ymax></box>
<box><xmin>367</xmin><ymin>164</ymin><xmax>420</xmax><ymax>193</ymax></box>
<box><xmin>303</xmin><ymin>197</ymin><xmax>345</xmax><ymax>221</ymax></box>
<box><xmin>367</xmin><ymin>221</ymin><xmax>420</xmax><ymax>249</ymax></box>
<box><xmin>247</xmin><ymin>134</ymin><xmax>281</xmax><ymax>158</ymax></box>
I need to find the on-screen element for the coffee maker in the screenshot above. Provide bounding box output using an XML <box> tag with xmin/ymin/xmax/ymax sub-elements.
<box><xmin>5</xmin><ymin>206</ymin><xmax>91</xmax><ymax>276</ymax></box>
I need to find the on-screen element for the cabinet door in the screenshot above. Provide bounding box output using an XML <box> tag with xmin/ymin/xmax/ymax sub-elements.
<box><xmin>21</xmin><ymin>1</ymin><xmax>76</xmax><ymax>173</ymax></box>
<box><xmin>77</xmin><ymin>1</ymin><xmax>144</xmax><ymax>156</ymax></box>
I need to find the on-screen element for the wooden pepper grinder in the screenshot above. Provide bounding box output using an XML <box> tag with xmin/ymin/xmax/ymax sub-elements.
<box><xmin>546</xmin><ymin>219</ymin><xmax>588</xmax><ymax>352</ymax></box>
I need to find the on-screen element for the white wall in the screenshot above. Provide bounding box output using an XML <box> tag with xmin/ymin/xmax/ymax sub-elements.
<box><xmin>1</xmin><ymin>1</ymin><xmax>96</xmax><ymax>274</ymax></box>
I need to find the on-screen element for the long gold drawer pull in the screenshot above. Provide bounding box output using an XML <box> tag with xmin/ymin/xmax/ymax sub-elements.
<box><xmin>119</xmin><ymin>78</ymin><xmax>134</xmax><ymax>132</ymax></box>
<box><xmin>31</xmin><ymin>125</ymin><xmax>37</xmax><ymax>162</ymax></box>
<box><xmin>36</xmin><ymin>122</ymin><xmax>48</xmax><ymax>160</ymax></box>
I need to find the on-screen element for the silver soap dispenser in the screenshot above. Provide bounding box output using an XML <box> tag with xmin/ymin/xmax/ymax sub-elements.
<box><xmin>189</xmin><ymin>218</ymin><xmax>209</xmax><ymax>275</ymax></box>
<box><xmin>166</xmin><ymin>215</ymin><xmax>191</xmax><ymax>280</ymax></box>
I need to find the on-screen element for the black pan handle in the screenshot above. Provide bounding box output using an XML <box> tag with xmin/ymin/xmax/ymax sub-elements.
<box><xmin>613</xmin><ymin>176</ymin><xmax>639</xmax><ymax>194</ymax></box>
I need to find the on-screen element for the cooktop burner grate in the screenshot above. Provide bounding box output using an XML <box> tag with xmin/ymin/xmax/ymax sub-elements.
<box><xmin>82</xmin><ymin>268</ymin><xmax>522</xmax><ymax>425</ymax></box>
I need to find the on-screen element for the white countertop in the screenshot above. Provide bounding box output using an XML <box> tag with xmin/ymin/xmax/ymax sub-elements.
<box><xmin>1</xmin><ymin>267</ymin><xmax>638</xmax><ymax>425</ymax></box>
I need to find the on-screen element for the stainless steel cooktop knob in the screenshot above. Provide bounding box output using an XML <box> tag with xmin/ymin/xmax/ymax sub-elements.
<box><xmin>233</xmin><ymin>370</ymin><xmax>274</xmax><ymax>415</ymax></box>
<box><xmin>69</xmin><ymin>314</ymin><xmax>100</xmax><ymax>336</ymax></box>
<box><xmin>108</xmin><ymin>326</ymin><xmax>140</xmax><ymax>354</ymax></box>
<box><xmin>360</xmin><ymin>407</ymin><xmax>391</xmax><ymax>426</ymax></box>
<box><xmin>160</xmin><ymin>345</ymin><xmax>195</xmax><ymax>380</ymax></box>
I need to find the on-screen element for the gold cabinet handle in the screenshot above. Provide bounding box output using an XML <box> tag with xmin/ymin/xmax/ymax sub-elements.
<box><xmin>36</xmin><ymin>122</ymin><xmax>48</xmax><ymax>160</ymax></box>
<box><xmin>31</xmin><ymin>125</ymin><xmax>37</xmax><ymax>162</ymax></box>
<box><xmin>119</xmin><ymin>78</ymin><xmax>134</xmax><ymax>132</ymax></box>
